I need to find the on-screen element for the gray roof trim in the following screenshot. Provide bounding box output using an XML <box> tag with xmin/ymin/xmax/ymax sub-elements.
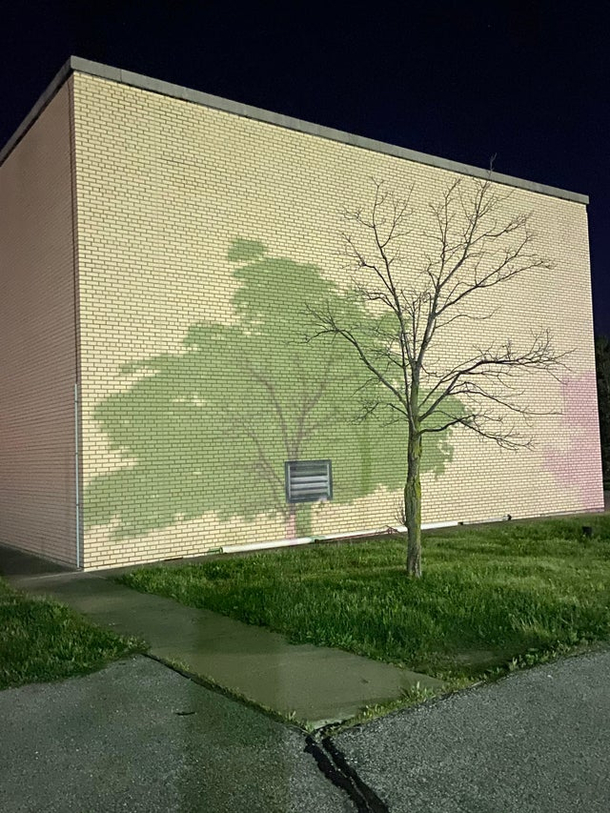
<box><xmin>1</xmin><ymin>55</ymin><xmax>589</xmax><ymax>205</ymax></box>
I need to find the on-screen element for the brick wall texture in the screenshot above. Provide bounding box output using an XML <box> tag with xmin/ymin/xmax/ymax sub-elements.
<box><xmin>1</xmin><ymin>70</ymin><xmax>604</xmax><ymax>570</ymax></box>
<box><xmin>0</xmin><ymin>82</ymin><xmax>78</xmax><ymax>566</ymax></box>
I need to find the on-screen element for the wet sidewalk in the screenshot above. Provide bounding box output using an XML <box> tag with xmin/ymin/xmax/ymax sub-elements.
<box><xmin>7</xmin><ymin>563</ymin><xmax>442</xmax><ymax>728</ymax></box>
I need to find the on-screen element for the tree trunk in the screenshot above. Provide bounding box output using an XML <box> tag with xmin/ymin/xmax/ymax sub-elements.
<box><xmin>404</xmin><ymin>429</ymin><xmax>422</xmax><ymax>577</ymax></box>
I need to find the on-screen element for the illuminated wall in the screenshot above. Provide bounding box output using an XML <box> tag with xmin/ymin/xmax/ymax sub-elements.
<box><xmin>0</xmin><ymin>60</ymin><xmax>602</xmax><ymax>569</ymax></box>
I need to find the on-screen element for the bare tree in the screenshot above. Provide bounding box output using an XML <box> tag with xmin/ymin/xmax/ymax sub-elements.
<box><xmin>307</xmin><ymin>175</ymin><xmax>568</xmax><ymax>577</ymax></box>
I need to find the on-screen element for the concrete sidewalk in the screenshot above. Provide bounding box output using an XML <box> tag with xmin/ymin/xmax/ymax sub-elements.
<box><xmin>9</xmin><ymin>568</ymin><xmax>442</xmax><ymax>728</ymax></box>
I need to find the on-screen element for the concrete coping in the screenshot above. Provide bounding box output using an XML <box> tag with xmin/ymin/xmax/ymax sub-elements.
<box><xmin>0</xmin><ymin>55</ymin><xmax>589</xmax><ymax>206</ymax></box>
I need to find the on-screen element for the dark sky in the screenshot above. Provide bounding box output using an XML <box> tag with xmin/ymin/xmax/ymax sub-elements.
<box><xmin>2</xmin><ymin>1</ymin><xmax>609</xmax><ymax>334</ymax></box>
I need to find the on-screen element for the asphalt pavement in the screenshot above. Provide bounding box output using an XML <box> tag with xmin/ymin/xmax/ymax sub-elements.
<box><xmin>0</xmin><ymin>656</ymin><xmax>352</xmax><ymax>813</ymax></box>
<box><xmin>334</xmin><ymin>647</ymin><xmax>610</xmax><ymax>812</ymax></box>
<box><xmin>3</xmin><ymin>648</ymin><xmax>610</xmax><ymax>811</ymax></box>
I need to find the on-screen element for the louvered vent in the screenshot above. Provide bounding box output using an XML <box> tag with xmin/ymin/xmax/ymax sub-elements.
<box><xmin>285</xmin><ymin>460</ymin><xmax>332</xmax><ymax>503</ymax></box>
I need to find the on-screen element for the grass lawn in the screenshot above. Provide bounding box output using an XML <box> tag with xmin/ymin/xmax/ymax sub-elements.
<box><xmin>0</xmin><ymin>578</ymin><xmax>146</xmax><ymax>690</ymax></box>
<box><xmin>117</xmin><ymin>514</ymin><xmax>610</xmax><ymax>685</ymax></box>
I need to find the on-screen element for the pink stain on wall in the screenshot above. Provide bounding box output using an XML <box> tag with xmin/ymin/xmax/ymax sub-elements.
<box><xmin>544</xmin><ymin>372</ymin><xmax>604</xmax><ymax>510</ymax></box>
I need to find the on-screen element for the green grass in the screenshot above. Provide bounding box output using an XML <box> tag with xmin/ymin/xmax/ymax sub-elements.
<box><xmin>116</xmin><ymin>514</ymin><xmax>610</xmax><ymax>685</ymax></box>
<box><xmin>0</xmin><ymin>578</ymin><xmax>147</xmax><ymax>690</ymax></box>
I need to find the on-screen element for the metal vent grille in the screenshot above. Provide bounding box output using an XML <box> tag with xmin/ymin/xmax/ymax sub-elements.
<box><xmin>285</xmin><ymin>459</ymin><xmax>332</xmax><ymax>504</ymax></box>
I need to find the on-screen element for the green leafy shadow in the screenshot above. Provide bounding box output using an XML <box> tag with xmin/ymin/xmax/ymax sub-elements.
<box><xmin>84</xmin><ymin>241</ymin><xmax>462</xmax><ymax>539</ymax></box>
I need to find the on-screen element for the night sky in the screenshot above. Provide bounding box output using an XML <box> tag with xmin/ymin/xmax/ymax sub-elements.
<box><xmin>2</xmin><ymin>1</ymin><xmax>609</xmax><ymax>334</ymax></box>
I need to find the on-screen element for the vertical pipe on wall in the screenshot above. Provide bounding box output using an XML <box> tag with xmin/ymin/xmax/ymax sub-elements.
<box><xmin>68</xmin><ymin>76</ymin><xmax>83</xmax><ymax>570</ymax></box>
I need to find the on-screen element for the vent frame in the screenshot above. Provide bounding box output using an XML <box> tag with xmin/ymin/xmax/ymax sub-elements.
<box><xmin>285</xmin><ymin>459</ymin><xmax>333</xmax><ymax>504</ymax></box>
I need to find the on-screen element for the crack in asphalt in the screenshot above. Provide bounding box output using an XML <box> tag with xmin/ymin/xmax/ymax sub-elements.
<box><xmin>304</xmin><ymin>735</ymin><xmax>389</xmax><ymax>813</ymax></box>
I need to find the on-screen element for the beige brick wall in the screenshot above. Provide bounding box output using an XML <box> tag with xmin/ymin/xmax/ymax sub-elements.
<box><xmin>71</xmin><ymin>72</ymin><xmax>603</xmax><ymax>570</ymax></box>
<box><xmin>0</xmin><ymin>81</ymin><xmax>78</xmax><ymax>567</ymax></box>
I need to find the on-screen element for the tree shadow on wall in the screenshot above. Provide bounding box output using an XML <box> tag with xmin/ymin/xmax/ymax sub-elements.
<box><xmin>84</xmin><ymin>240</ymin><xmax>462</xmax><ymax>540</ymax></box>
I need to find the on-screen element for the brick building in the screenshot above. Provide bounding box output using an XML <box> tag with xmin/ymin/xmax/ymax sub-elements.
<box><xmin>0</xmin><ymin>57</ymin><xmax>603</xmax><ymax>570</ymax></box>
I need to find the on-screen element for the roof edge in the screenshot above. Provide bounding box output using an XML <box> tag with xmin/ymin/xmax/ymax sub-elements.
<box><xmin>1</xmin><ymin>56</ymin><xmax>590</xmax><ymax>205</ymax></box>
